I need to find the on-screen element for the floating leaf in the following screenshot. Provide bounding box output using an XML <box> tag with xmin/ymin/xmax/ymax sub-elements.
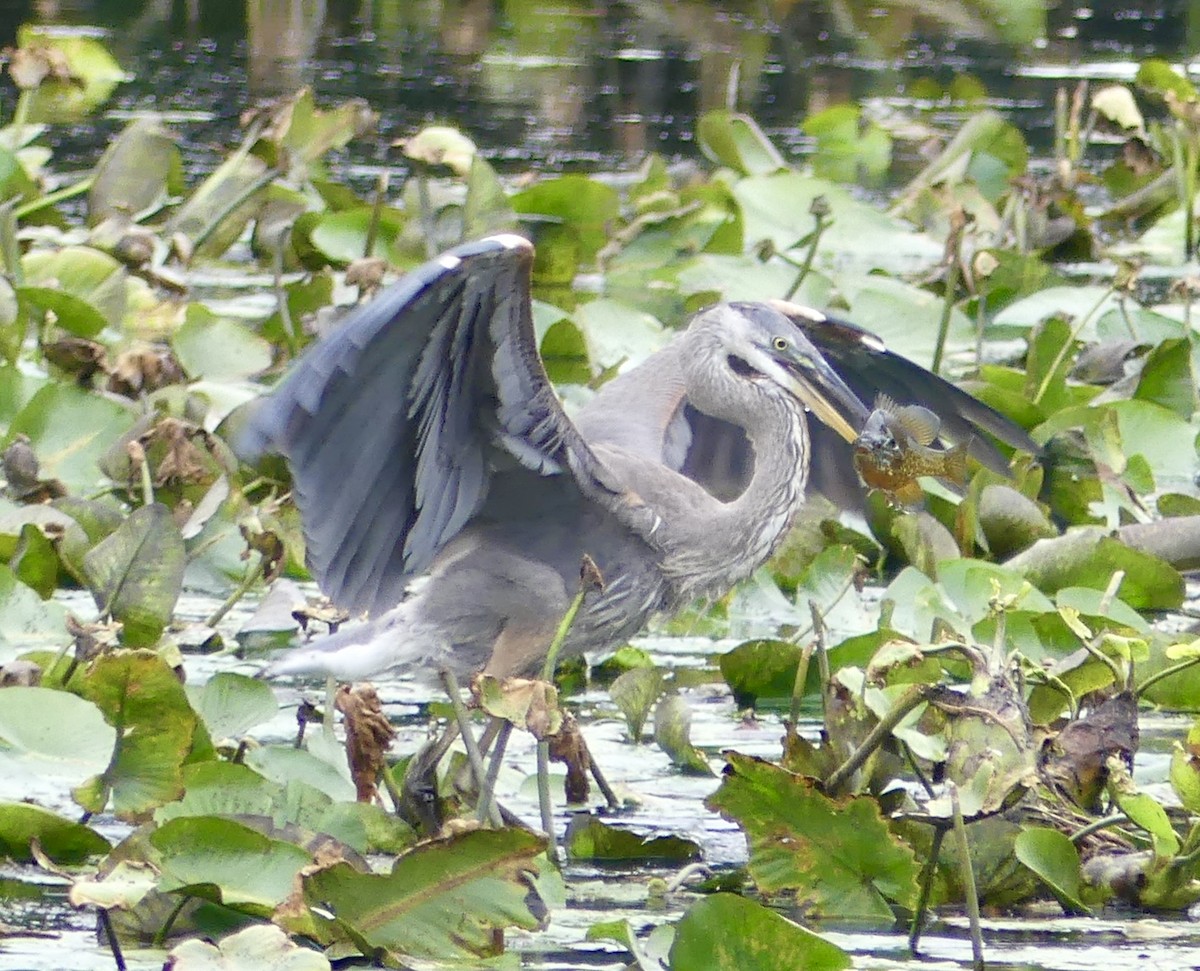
<box><xmin>0</xmin><ymin>686</ymin><xmax>115</xmax><ymax>788</ymax></box>
<box><xmin>19</xmin><ymin>245</ymin><xmax>128</xmax><ymax>337</ymax></box>
<box><xmin>510</xmin><ymin>175</ymin><xmax>619</xmax><ymax>263</ymax></box>
<box><xmin>185</xmin><ymin>672</ymin><xmax>278</xmax><ymax>741</ymax></box>
<box><xmin>565</xmin><ymin>814</ymin><xmax>701</xmax><ymax>863</ymax></box>
<box><xmin>15</xmin><ymin>26</ymin><xmax>125</xmax><ymax>121</ymax></box>
<box><xmin>708</xmin><ymin>753</ymin><xmax>919</xmax><ymax>919</ymax></box>
<box><xmin>7</xmin><ymin>383</ymin><xmax>135</xmax><ymax>493</ymax></box>
<box><xmin>172</xmin><ymin>305</ymin><xmax>273</xmax><ymax>382</ymax></box>
<box><xmin>153</xmin><ymin>816</ymin><xmax>313</xmax><ymax>914</ymax></box>
<box><xmin>82</xmin><ymin>503</ymin><xmax>184</xmax><ymax>646</ymax></box>
<box><xmin>719</xmin><ymin>639</ymin><xmax>803</xmax><ymax>710</ymax></box>
<box><xmin>166</xmin><ymin>924</ymin><xmax>331</xmax><ymax>971</ymax></box>
<box><xmin>77</xmin><ymin>650</ymin><xmax>198</xmax><ymax>817</ymax></box>
<box><xmin>669</xmin><ymin>893</ymin><xmax>850</xmax><ymax>971</ymax></box>
<box><xmin>292</xmin><ymin>828</ymin><xmax>548</xmax><ymax>961</ymax></box>
<box><xmin>0</xmin><ymin>800</ymin><xmax>109</xmax><ymax>863</ymax></box>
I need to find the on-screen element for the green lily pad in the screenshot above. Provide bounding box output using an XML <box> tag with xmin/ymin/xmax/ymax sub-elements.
<box><xmin>719</xmin><ymin>638</ymin><xmax>803</xmax><ymax>710</ymax></box>
<box><xmin>7</xmin><ymin>383</ymin><xmax>135</xmax><ymax>493</ymax></box>
<box><xmin>16</xmin><ymin>26</ymin><xmax>125</xmax><ymax>121</ymax></box>
<box><xmin>609</xmin><ymin>666</ymin><xmax>666</xmax><ymax>741</ymax></box>
<box><xmin>669</xmin><ymin>893</ymin><xmax>850</xmax><ymax>971</ymax></box>
<box><xmin>76</xmin><ymin>650</ymin><xmax>198</xmax><ymax>818</ymax></box>
<box><xmin>20</xmin><ymin>245</ymin><xmax>128</xmax><ymax>338</ymax></box>
<box><xmin>292</xmin><ymin>828</ymin><xmax>549</xmax><ymax>961</ymax></box>
<box><xmin>510</xmin><ymin>175</ymin><xmax>619</xmax><ymax>263</ymax></box>
<box><xmin>0</xmin><ymin>686</ymin><xmax>115</xmax><ymax>787</ymax></box>
<box><xmin>185</xmin><ymin>672</ymin><xmax>279</xmax><ymax>741</ymax></box>
<box><xmin>565</xmin><ymin>814</ymin><xmax>701</xmax><ymax>863</ymax></box>
<box><xmin>696</xmin><ymin>110</ymin><xmax>787</xmax><ymax>176</ymax></box>
<box><xmin>153</xmin><ymin>815</ymin><xmax>313</xmax><ymax>914</ymax></box>
<box><xmin>0</xmin><ymin>800</ymin><xmax>109</xmax><ymax>863</ymax></box>
<box><xmin>82</xmin><ymin>503</ymin><xmax>185</xmax><ymax>646</ymax></box>
<box><xmin>172</xmin><ymin>305</ymin><xmax>273</xmax><ymax>383</ymax></box>
<box><xmin>707</xmin><ymin>753</ymin><xmax>919</xmax><ymax>920</ymax></box>
<box><xmin>89</xmin><ymin>117</ymin><xmax>182</xmax><ymax>223</ymax></box>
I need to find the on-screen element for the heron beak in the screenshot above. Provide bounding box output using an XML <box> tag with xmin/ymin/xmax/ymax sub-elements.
<box><xmin>780</xmin><ymin>348</ymin><xmax>870</xmax><ymax>444</ymax></box>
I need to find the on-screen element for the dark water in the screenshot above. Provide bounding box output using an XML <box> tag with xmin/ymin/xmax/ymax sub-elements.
<box><xmin>4</xmin><ymin>0</ymin><xmax>1200</xmax><ymax>181</ymax></box>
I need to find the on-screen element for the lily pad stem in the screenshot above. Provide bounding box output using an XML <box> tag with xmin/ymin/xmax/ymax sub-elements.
<box><xmin>98</xmin><ymin>908</ymin><xmax>127</xmax><ymax>971</ymax></box>
<box><xmin>364</xmin><ymin>170</ymin><xmax>389</xmax><ymax>261</ymax></box>
<box><xmin>931</xmin><ymin>238</ymin><xmax>962</xmax><ymax>376</ymax></box>
<box><xmin>0</xmin><ymin>200</ymin><xmax>20</xmax><ymax>289</ymax></box>
<box><xmin>782</xmin><ymin>207</ymin><xmax>830</xmax><ymax>301</ymax></box>
<box><xmin>537</xmin><ymin>738</ymin><xmax>556</xmax><ymax>855</ymax></box>
<box><xmin>542</xmin><ymin>584</ymin><xmax>588</xmax><ymax>682</ymax></box>
<box><xmin>950</xmin><ymin>783</ymin><xmax>986</xmax><ymax>971</ymax></box>
<box><xmin>204</xmin><ymin>552</ymin><xmax>266</xmax><ymax>628</ymax></box>
<box><xmin>789</xmin><ymin>637</ymin><xmax>815</xmax><ymax>727</ymax></box>
<box><xmin>1136</xmin><ymin>655</ymin><xmax>1200</xmax><ymax>697</ymax></box>
<box><xmin>1033</xmin><ymin>284</ymin><xmax>1112</xmax><ymax>406</ymax></box>
<box><xmin>153</xmin><ymin>893</ymin><xmax>191</xmax><ymax>948</ymax></box>
<box><xmin>824</xmin><ymin>683</ymin><xmax>931</xmax><ymax>793</ymax></box>
<box><xmin>1068</xmin><ymin>812</ymin><xmax>1127</xmax><ymax>844</ymax></box>
<box><xmin>810</xmin><ymin>600</ymin><xmax>832</xmax><ymax>728</ymax></box>
<box><xmin>13</xmin><ymin>176</ymin><xmax>93</xmax><ymax>221</ymax></box>
<box><xmin>908</xmin><ymin>823</ymin><xmax>946</xmax><ymax>954</ymax></box>
<box><xmin>271</xmin><ymin>242</ymin><xmax>298</xmax><ymax>355</ymax></box>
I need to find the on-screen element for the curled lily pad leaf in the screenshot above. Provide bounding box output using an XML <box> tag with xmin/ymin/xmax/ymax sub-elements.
<box><xmin>69</xmin><ymin>860</ymin><xmax>157</xmax><ymax>911</ymax></box>
<box><xmin>401</xmin><ymin>125</ymin><xmax>478</xmax><ymax>175</ymax></box>
<box><xmin>165</xmin><ymin>924</ymin><xmax>331</xmax><ymax>971</ymax></box>
<box><xmin>89</xmin><ymin>117</ymin><xmax>181</xmax><ymax>224</ymax></box>
<box><xmin>696</xmin><ymin>110</ymin><xmax>787</xmax><ymax>177</ymax></box>
<box><xmin>565</xmin><ymin>814</ymin><xmax>701</xmax><ymax>863</ymax></box>
<box><xmin>654</xmin><ymin>694</ymin><xmax>712</xmax><ymax>776</ymax></box>
<box><xmin>82</xmin><ymin>503</ymin><xmax>185</xmax><ymax>646</ymax></box>
<box><xmin>1169</xmin><ymin>720</ymin><xmax>1200</xmax><ymax>814</ymax></box>
<box><xmin>0</xmin><ymin>800</ymin><xmax>110</xmax><ymax>863</ymax></box>
<box><xmin>609</xmin><ymin>666</ymin><xmax>665</xmax><ymax>741</ymax></box>
<box><xmin>669</xmin><ymin>893</ymin><xmax>850</xmax><ymax>971</ymax></box>
<box><xmin>1014</xmin><ymin>827</ymin><xmax>1091</xmax><ymax>915</ymax></box>
<box><xmin>719</xmin><ymin>638</ymin><xmax>802</xmax><ymax>710</ymax></box>
<box><xmin>20</xmin><ymin>245</ymin><xmax>128</xmax><ymax>338</ymax></box>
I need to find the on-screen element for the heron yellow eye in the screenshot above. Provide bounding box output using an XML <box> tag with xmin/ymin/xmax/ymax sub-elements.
<box><xmin>771</xmin><ymin>336</ymin><xmax>788</xmax><ymax>351</ymax></box>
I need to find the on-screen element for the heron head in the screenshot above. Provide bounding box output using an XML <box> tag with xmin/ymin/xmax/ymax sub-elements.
<box><xmin>699</xmin><ymin>302</ymin><xmax>870</xmax><ymax>443</ymax></box>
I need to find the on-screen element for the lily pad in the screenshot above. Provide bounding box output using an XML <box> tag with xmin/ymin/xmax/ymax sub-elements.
<box><xmin>166</xmin><ymin>924</ymin><xmax>331</xmax><ymax>971</ymax></box>
<box><xmin>0</xmin><ymin>800</ymin><xmax>109</xmax><ymax>863</ymax></box>
<box><xmin>76</xmin><ymin>650</ymin><xmax>198</xmax><ymax>818</ymax></box>
<box><xmin>19</xmin><ymin>245</ymin><xmax>128</xmax><ymax>338</ymax></box>
<box><xmin>82</xmin><ymin>503</ymin><xmax>185</xmax><ymax>646</ymax></box>
<box><xmin>565</xmin><ymin>814</ymin><xmax>701</xmax><ymax>863</ymax></box>
<box><xmin>669</xmin><ymin>893</ymin><xmax>850</xmax><ymax>971</ymax></box>
<box><xmin>292</xmin><ymin>828</ymin><xmax>549</xmax><ymax>961</ymax></box>
<box><xmin>172</xmin><ymin>305</ymin><xmax>273</xmax><ymax>383</ymax></box>
<box><xmin>186</xmin><ymin>673</ymin><xmax>279</xmax><ymax>741</ymax></box>
<box><xmin>707</xmin><ymin>753</ymin><xmax>919</xmax><ymax>920</ymax></box>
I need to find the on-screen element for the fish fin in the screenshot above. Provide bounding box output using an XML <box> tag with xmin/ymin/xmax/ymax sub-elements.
<box><xmin>873</xmin><ymin>393</ymin><xmax>940</xmax><ymax>446</ymax></box>
<box><xmin>892</xmin><ymin>481</ymin><xmax>926</xmax><ymax>507</ymax></box>
<box><xmin>941</xmin><ymin>441</ymin><xmax>970</xmax><ymax>484</ymax></box>
<box><xmin>894</xmin><ymin>405</ymin><xmax>941</xmax><ymax>446</ymax></box>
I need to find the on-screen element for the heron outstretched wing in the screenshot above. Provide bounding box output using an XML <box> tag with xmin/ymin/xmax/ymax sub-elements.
<box><xmin>244</xmin><ymin>234</ymin><xmax>612</xmax><ymax>615</ymax></box>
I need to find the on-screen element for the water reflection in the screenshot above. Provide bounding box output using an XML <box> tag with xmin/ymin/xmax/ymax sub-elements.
<box><xmin>1</xmin><ymin>1</ymin><xmax>1197</xmax><ymax>174</ymax></box>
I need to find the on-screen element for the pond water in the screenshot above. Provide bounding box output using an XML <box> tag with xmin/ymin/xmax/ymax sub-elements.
<box><xmin>5</xmin><ymin>0</ymin><xmax>1199</xmax><ymax>181</ymax></box>
<box><xmin>3</xmin><ymin>1</ymin><xmax>1200</xmax><ymax>970</ymax></box>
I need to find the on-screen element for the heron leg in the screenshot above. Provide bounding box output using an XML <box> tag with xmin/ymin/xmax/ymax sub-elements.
<box><xmin>438</xmin><ymin>667</ymin><xmax>503</xmax><ymax>828</ymax></box>
<box><xmin>475</xmin><ymin>719</ymin><xmax>513</xmax><ymax>825</ymax></box>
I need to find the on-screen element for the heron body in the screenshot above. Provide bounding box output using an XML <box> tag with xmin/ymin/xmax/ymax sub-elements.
<box><xmin>247</xmin><ymin>235</ymin><xmax>1034</xmax><ymax>683</ymax></box>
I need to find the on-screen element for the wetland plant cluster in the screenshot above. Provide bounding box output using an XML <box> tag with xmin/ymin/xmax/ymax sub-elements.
<box><xmin>0</xmin><ymin>21</ymin><xmax>1200</xmax><ymax>971</ymax></box>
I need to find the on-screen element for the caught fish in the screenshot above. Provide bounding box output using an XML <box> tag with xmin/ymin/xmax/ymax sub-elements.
<box><xmin>853</xmin><ymin>393</ymin><xmax>969</xmax><ymax>506</ymax></box>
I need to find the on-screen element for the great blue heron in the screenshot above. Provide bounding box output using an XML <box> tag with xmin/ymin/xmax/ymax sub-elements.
<box><xmin>246</xmin><ymin>234</ymin><xmax>1034</xmax><ymax>686</ymax></box>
